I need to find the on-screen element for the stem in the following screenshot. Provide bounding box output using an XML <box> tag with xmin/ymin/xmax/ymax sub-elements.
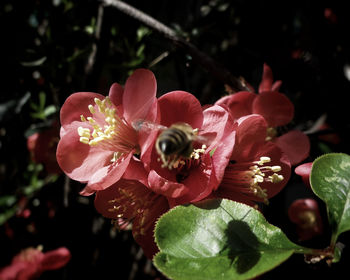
<box><xmin>101</xmin><ymin>0</ymin><xmax>251</xmax><ymax>92</ymax></box>
<box><xmin>295</xmin><ymin>245</ymin><xmax>336</xmax><ymax>265</ymax></box>
<box><xmin>85</xmin><ymin>4</ymin><xmax>104</xmax><ymax>76</ymax></box>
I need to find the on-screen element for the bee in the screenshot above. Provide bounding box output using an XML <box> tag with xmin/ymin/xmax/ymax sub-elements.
<box><xmin>133</xmin><ymin>120</ymin><xmax>211</xmax><ymax>169</ymax></box>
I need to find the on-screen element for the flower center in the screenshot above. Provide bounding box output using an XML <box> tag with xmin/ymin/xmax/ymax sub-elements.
<box><xmin>77</xmin><ymin>97</ymin><xmax>138</xmax><ymax>155</ymax></box>
<box><xmin>265</xmin><ymin>127</ymin><xmax>278</xmax><ymax>141</ymax></box>
<box><xmin>107</xmin><ymin>186</ymin><xmax>159</xmax><ymax>237</ymax></box>
<box><xmin>222</xmin><ymin>156</ymin><xmax>284</xmax><ymax>204</ymax></box>
<box><xmin>298</xmin><ymin>210</ymin><xmax>317</xmax><ymax>229</ymax></box>
<box><xmin>174</xmin><ymin>144</ymin><xmax>207</xmax><ymax>182</ymax></box>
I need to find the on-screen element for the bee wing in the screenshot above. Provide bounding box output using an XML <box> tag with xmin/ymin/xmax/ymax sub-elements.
<box><xmin>194</xmin><ymin>132</ymin><xmax>216</xmax><ymax>146</ymax></box>
<box><xmin>132</xmin><ymin>119</ymin><xmax>168</xmax><ymax>133</ymax></box>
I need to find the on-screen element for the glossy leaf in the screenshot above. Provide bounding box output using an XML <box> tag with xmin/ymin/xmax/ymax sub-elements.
<box><xmin>154</xmin><ymin>199</ymin><xmax>303</xmax><ymax>280</ymax></box>
<box><xmin>310</xmin><ymin>153</ymin><xmax>350</xmax><ymax>243</ymax></box>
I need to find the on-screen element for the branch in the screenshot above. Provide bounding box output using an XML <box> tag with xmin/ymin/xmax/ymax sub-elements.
<box><xmin>101</xmin><ymin>0</ymin><xmax>251</xmax><ymax>92</ymax></box>
<box><xmin>85</xmin><ymin>3</ymin><xmax>105</xmax><ymax>75</ymax></box>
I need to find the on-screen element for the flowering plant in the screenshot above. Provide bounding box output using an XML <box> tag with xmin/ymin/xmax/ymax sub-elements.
<box><xmin>55</xmin><ymin>68</ymin><xmax>350</xmax><ymax>280</ymax></box>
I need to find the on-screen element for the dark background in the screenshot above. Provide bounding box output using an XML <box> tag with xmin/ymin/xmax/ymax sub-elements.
<box><xmin>1</xmin><ymin>0</ymin><xmax>349</xmax><ymax>279</ymax></box>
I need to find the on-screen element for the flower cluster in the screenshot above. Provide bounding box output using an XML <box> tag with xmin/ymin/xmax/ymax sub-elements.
<box><xmin>57</xmin><ymin>66</ymin><xmax>308</xmax><ymax>258</ymax></box>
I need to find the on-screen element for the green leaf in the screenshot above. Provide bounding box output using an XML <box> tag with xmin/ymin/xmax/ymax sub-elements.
<box><xmin>0</xmin><ymin>195</ymin><xmax>17</xmax><ymax>207</ymax></box>
<box><xmin>0</xmin><ymin>207</ymin><xmax>17</xmax><ymax>226</ymax></box>
<box><xmin>43</xmin><ymin>105</ymin><xmax>57</xmax><ymax>117</ymax></box>
<box><xmin>154</xmin><ymin>199</ymin><xmax>304</xmax><ymax>280</ymax></box>
<box><xmin>20</xmin><ymin>56</ymin><xmax>47</xmax><ymax>67</ymax></box>
<box><xmin>310</xmin><ymin>153</ymin><xmax>350</xmax><ymax>243</ymax></box>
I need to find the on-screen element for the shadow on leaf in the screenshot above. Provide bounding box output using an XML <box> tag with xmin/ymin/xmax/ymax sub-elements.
<box><xmin>225</xmin><ymin>219</ymin><xmax>260</xmax><ymax>274</ymax></box>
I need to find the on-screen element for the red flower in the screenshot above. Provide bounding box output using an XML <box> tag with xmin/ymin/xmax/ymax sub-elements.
<box><xmin>94</xmin><ymin>90</ymin><xmax>235</xmax><ymax>258</ymax></box>
<box><xmin>288</xmin><ymin>198</ymin><xmax>323</xmax><ymax>241</ymax></box>
<box><xmin>0</xmin><ymin>246</ymin><xmax>71</xmax><ymax>280</ymax></box>
<box><xmin>27</xmin><ymin>122</ymin><xmax>61</xmax><ymax>174</ymax></box>
<box><xmin>295</xmin><ymin>162</ymin><xmax>313</xmax><ymax>188</ymax></box>
<box><xmin>56</xmin><ymin>69</ymin><xmax>158</xmax><ymax>195</ymax></box>
<box><xmin>143</xmin><ymin>91</ymin><xmax>236</xmax><ymax>207</ymax></box>
<box><xmin>213</xmin><ymin>114</ymin><xmax>291</xmax><ymax>206</ymax></box>
<box><xmin>215</xmin><ymin>63</ymin><xmax>310</xmax><ymax>165</ymax></box>
<box><xmin>94</xmin><ymin>178</ymin><xmax>169</xmax><ymax>259</ymax></box>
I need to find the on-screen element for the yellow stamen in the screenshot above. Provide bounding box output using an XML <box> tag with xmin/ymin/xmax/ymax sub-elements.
<box><xmin>265</xmin><ymin>127</ymin><xmax>278</xmax><ymax>141</ymax></box>
<box><xmin>76</xmin><ymin>96</ymin><xmax>137</xmax><ymax>152</ymax></box>
<box><xmin>88</xmin><ymin>104</ymin><xmax>95</xmax><ymax>114</ymax></box>
<box><xmin>248</xmin><ymin>157</ymin><xmax>284</xmax><ymax>204</ymax></box>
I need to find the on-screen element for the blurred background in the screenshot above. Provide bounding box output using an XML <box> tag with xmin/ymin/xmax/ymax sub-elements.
<box><xmin>1</xmin><ymin>0</ymin><xmax>350</xmax><ymax>279</ymax></box>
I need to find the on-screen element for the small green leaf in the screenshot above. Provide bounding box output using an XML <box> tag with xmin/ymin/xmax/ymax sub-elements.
<box><xmin>20</xmin><ymin>56</ymin><xmax>47</xmax><ymax>67</ymax></box>
<box><xmin>154</xmin><ymin>199</ymin><xmax>304</xmax><ymax>280</ymax></box>
<box><xmin>43</xmin><ymin>105</ymin><xmax>57</xmax><ymax>117</ymax></box>
<box><xmin>310</xmin><ymin>153</ymin><xmax>350</xmax><ymax>243</ymax></box>
<box><xmin>0</xmin><ymin>207</ymin><xmax>17</xmax><ymax>226</ymax></box>
<box><xmin>0</xmin><ymin>195</ymin><xmax>17</xmax><ymax>207</ymax></box>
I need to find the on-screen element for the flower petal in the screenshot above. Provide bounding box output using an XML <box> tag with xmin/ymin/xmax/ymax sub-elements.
<box><xmin>171</xmin><ymin>153</ymin><xmax>213</xmax><ymax>204</ymax></box>
<box><xmin>132</xmin><ymin>195</ymin><xmax>169</xmax><ymax>259</ymax></box>
<box><xmin>256</xmin><ymin>142</ymin><xmax>291</xmax><ymax>199</ymax></box>
<box><xmin>41</xmin><ymin>248</ymin><xmax>71</xmax><ymax>271</ymax></box>
<box><xmin>272</xmin><ymin>80</ymin><xmax>282</xmax><ymax>92</ymax></box>
<box><xmin>56</xmin><ymin>123</ymin><xmax>112</xmax><ymax>182</ymax></box>
<box><xmin>139</xmin><ymin>99</ymin><xmax>159</xmax><ymax>166</ymax></box>
<box><xmin>214</xmin><ymin>188</ymin><xmax>257</xmax><ymax>207</ymax></box>
<box><xmin>94</xmin><ymin>179</ymin><xmax>152</xmax><ymax>219</ymax></box>
<box><xmin>60</xmin><ymin>92</ymin><xmax>106</xmax><ymax>128</ymax></box>
<box><xmin>108</xmin><ymin>82</ymin><xmax>124</xmax><ymax>115</ymax></box>
<box><xmin>215</xmin><ymin>91</ymin><xmax>256</xmax><ymax>121</ymax></box>
<box><xmin>158</xmin><ymin>91</ymin><xmax>203</xmax><ymax>129</ymax></box>
<box><xmin>295</xmin><ymin>162</ymin><xmax>312</xmax><ymax>188</ymax></box>
<box><xmin>123</xmin><ymin>69</ymin><xmax>157</xmax><ymax>123</ymax></box>
<box><xmin>202</xmin><ymin>105</ymin><xmax>236</xmax><ymax>189</ymax></box>
<box><xmin>148</xmin><ymin>170</ymin><xmax>189</xmax><ymax>198</ymax></box>
<box><xmin>273</xmin><ymin>130</ymin><xmax>310</xmax><ymax>166</ymax></box>
<box><xmin>231</xmin><ymin>114</ymin><xmax>268</xmax><ymax>162</ymax></box>
<box><xmin>252</xmin><ymin>91</ymin><xmax>294</xmax><ymax>127</ymax></box>
<box><xmin>83</xmin><ymin>152</ymin><xmax>133</xmax><ymax>192</ymax></box>
<box><xmin>258</xmin><ymin>63</ymin><xmax>274</xmax><ymax>93</ymax></box>
<box><xmin>123</xmin><ymin>157</ymin><xmax>149</xmax><ymax>186</ymax></box>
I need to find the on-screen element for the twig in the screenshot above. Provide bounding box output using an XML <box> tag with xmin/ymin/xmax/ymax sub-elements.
<box><xmin>63</xmin><ymin>175</ymin><xmax>70</xmax><ymax>208</ymax></box>
<box><xmin>85</xmin><ymin>4</ymin><xmax>105</xmax><ymax>75</ymax></box>
<box><xmin>101</xmin><ymin>0</ymin><xmax>251</xmax><ymax>92</ymax></box>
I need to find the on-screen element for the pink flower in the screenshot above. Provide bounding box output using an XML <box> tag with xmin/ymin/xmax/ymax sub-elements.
<box><xmin>94</xmin><ymin>178</ymin><xmax>169</xmax><ymax>259</ymax></box>
<box><xmin>56</xmin><ymin>69</ymin><xmax>158</xmax><ymax>195</ymax></box>
<box><xmin>213</xmin><ymin>114</ymin><xmax>291</xmax><ymax>206</ymax></box>
<box><xmin>143</xmin><ymin>91</ymin><xmax>236</xmax><ymax>207</ymax></box>
<box><xmin>215</xmin><ymin>63</ymin><xmax>310</xmax><ymax>165</ymax></box>
<box><xmin>288</xmin><ymin>198</ymin><xmax>323</xmax><ymax>241</ymax></box>
<box><xmin>27</xmin><ymin>122</ymin><xmax>61</xmax><ymax>174</ymax></box>
<box><xmin>94</xmin><ymin>90</ymin><xmax>235</xmax><ymax>258</ymax></box>
<box><xmin>0</xmin><ymin>246</ymin><xmax>71</xmax><ymax>280</ymax></box>
<box><xmin>295</xmin><ymin>162</ymin><xmax>313</xmax><ymax>188</ymax></box>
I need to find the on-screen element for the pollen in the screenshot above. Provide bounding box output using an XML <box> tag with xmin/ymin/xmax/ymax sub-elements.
<box><xmin>167</xmin><ymin>144</ymin><xmax>207</xmax><ymax>170</ymax></box>
<box><xmin>248</xmin><ymin>157</ymin><xmax>284</xmax><ymax>204</ymax></box>
<box><xmin>76</xmin><ymin>96</ymin><xmax>138</xmax><ymax>153</ymax></box>
<box><xmin>222</xmin><ymin>156</ymin><xmax>284</xmax><ymax>204</ymax></box>
<box><xmin>265</xmin><ymin>127</ymin><xmax>278</xmax><ymax>141</ymax></box>
<box><xmin>106</xmin><ymin>186</ymin><xmax>159</xmax><ymax>237</ymax></box>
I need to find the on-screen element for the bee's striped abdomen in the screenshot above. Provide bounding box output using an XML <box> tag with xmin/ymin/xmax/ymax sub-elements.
<box><xmin>157</xmin><ymin>127</ymin><xmax>191</xmax><ymax>156</ymax></box>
